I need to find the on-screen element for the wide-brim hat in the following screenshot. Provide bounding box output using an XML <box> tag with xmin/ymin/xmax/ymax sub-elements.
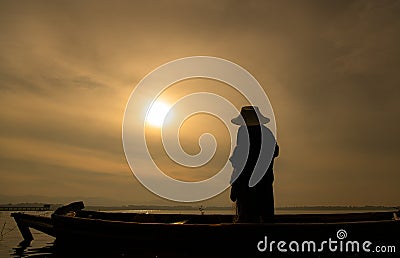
<box><xmin>231</xmin><ymin>106</ymin><xmax>270</xmax><ymax>126</ymax></box>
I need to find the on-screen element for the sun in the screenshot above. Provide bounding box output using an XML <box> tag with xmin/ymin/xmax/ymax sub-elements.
<box><xmin>146</xmin><ymin>101</ymin><xmax>171</xmax><ymax>127</ymax></box>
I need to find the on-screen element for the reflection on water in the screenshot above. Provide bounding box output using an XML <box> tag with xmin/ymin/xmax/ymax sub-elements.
<box><xmin>11</xmin><ymin>241</ymin><xmax>129</xmax><ymax>258</ymax></box>
<box><xmin>0</xmin><ymin>211</ymin><xmax>54</xmax><ymax>258</ymax></box>
<box><xmin>12</xmin><ymin>241</ymin><xmax>55</xmax><ymax>258</ymax></box>
<box><xmin>11</xmin><ymin>241</ymin><xmax>188</xmax><ymax>258</ymax></box>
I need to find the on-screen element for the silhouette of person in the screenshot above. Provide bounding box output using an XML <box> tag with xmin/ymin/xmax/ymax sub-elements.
<box><xmin>229</xmin><ymin>106</ymin><xmax>279</xmax><ymax>223</ymax></box>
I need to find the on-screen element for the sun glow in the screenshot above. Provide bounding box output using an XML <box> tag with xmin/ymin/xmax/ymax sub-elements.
<box><xmin>146</xmin><ymin>101</ymin><xmax>171</xmax><ymax>127</ymax></box>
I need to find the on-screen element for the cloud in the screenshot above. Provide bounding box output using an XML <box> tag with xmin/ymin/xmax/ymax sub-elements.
<box><xmin>0</xmin><ymin>0</ymin><xmax>399</xmax><ymax>206</ymax></box>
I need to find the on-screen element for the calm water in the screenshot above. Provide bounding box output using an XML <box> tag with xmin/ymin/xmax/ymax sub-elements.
<box><xmin>0</xmin><ymin>211</ymin><xmax>55</xmax><ymax>258</ymax></box>
<box><xmin>0</xmin><ymin>208</ymin><xmax>392</xmax><ymax>257</ymax></box>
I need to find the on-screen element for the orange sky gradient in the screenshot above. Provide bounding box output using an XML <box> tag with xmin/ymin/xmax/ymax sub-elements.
<box><xmin>0</xmin><ymin>0</ymin><xmax>399</xmax><ymax>207</ymax></box>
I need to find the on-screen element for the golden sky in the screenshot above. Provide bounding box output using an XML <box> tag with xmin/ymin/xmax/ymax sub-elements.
<box><xmin>0</xmin><ymin>0</ymin><xmax>399</xmax><ymax>206</ymax></box>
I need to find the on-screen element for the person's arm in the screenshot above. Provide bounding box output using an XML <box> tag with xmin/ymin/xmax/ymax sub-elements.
<box><xmin>274</xmin><ymin>143</ymin><xmax>279</xmax><ymax>158</ymax></box>
<box><xmin>229</xmin><ymin>126</ymin><xmax>247</xmax><ymax>168</ymax></box>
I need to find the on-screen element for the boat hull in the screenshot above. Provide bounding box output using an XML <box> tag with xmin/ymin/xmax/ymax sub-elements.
<box><xmin>12</xmin><ymin>202</ymin><xmax>400</xmax><ymax>257</ymax></box>
<box><xmin>52</xmin><ymin>213</ymin><xmax>400</xmax><ymax>257</ymax></box>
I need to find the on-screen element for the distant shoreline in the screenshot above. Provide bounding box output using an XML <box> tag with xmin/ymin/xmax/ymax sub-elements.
<box><xmin>0</xmin><ymin>202</ymin><xmax>397</xmax><ymax>211</ymax></box>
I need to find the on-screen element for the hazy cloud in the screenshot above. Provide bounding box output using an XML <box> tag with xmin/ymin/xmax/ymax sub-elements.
<box><xmin>0</xmin><ymin>0</ymin><xmax>399</xmax><ymax>206</ymax></box>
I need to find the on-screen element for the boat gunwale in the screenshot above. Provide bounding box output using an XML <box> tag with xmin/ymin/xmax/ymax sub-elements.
<box><xmin>51</xmin><ymin>211</ymin><xmax>400</xmax><ymax>227</ymax></box>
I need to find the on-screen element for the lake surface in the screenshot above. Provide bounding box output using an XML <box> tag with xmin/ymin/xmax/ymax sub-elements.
<box><xmin>0</xmin><ymin>208</ymin><xmax>393</xmax><ymax>257</ymax></box>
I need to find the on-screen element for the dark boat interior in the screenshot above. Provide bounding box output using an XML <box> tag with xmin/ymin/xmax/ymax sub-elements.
<box><xmin>74</xmin><ymin>209</ymin><xmax>399</xmax><ymax>224</ymax></box>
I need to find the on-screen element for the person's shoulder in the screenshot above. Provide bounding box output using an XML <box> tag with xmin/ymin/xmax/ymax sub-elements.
<box><xmin>261</xmin><ymin>125</ymin><xmax>275</xmax><ymax>136</ymax></box>
<box><xmin>238</xmin><ymin>125</ymin><xmax>246</xmax><ymax>134</ymax></box>
<box><xmin>261</xmin><ymin>125</ymin><xmax>271</xmax><ymax>131</ymax></box>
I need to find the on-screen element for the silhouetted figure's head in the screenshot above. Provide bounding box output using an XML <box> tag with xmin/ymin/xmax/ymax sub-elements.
<box><xmin>231</xmin><ymin>106</ymin><xmax>270</xmax><ymax>126</ymax></box>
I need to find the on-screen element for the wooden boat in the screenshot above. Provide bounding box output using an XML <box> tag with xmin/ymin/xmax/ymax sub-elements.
<box><xmin>12</xmin><ymin>201</ymin><xmax>400</xmax><ymax>257</ymax></box>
